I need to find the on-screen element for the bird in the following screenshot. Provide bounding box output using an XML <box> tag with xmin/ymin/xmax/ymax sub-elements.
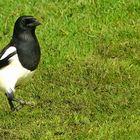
<box><xmin>0</xmin><ymin>16</ymin><xmax>41</xmax><ymax>111</ymax></box>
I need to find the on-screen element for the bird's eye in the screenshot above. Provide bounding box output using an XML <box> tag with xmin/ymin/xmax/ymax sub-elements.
<box><xmin>21</xmin><ymin>19</ymin><xmax>26</xmax><ymax>25</ymax></box>
<box><xmin>22</xmin><ymin>19</ymin><xmax>33</xmax><ymax>26</ymax></box>
<box><xmin>26</xmin><ymin>19</ymin><xmax>32</xmax><ymax>25</ymax></box>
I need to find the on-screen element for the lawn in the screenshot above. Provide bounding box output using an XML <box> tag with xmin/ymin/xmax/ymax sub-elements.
<box><xmin>0</xmin><ymin>0</ymin><xmax>140</xmax><ymax>139</ymax></box>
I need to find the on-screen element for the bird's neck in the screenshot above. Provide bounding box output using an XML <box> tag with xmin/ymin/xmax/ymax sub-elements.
<box><xmin>13</xmin><ymin>30</ymin><xmax>36</xmax><ymax>42</ymax></box>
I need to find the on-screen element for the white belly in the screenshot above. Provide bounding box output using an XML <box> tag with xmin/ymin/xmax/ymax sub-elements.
<box><xmin>0</xmin><ymin>54</ymin><xmax>34</xmax><ymax>93</ymax></box>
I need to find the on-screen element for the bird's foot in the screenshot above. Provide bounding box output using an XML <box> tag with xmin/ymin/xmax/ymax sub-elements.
<box><xmin>13</xmin><ymin>99</ymin><xmax>35</xmax><ymax>111</ymax></box>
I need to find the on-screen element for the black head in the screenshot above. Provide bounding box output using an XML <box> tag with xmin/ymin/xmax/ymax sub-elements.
<box><xmin>14</xmin><ymin>16</ymin><xmax>41</xmax><ymax>33</ymax></box>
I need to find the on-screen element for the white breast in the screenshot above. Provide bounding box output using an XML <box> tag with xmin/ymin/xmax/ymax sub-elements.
<box><xmin>0</xmin><ymin>47</ymin><xmax>34</xmax><ymax>93</ymax></box>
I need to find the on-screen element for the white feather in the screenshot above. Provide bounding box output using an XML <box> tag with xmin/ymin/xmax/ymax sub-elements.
<box><xmin>0</xmin><ymin>47</ymin><xmax>34</xmax><ymax>93</ymax></box>
<box><xmin>0</xmin><ymin>46</ymin><xmax>16</xmax><ymax>60</ymax></box>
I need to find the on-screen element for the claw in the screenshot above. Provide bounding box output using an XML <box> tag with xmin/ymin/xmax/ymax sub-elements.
<box><xmin>18</xmin><ymin>99</ymin><xmax>35</xmax><ymax>106</ymax></box>
<box><xmin>13</xmin><ymin>99</ymin><xmax>35</xmax><ymax>111</ymax></box>
<box><xmin>5</xmin><ymin>91</ymin><xmax>35</xmax><ymax>111</ymax></box>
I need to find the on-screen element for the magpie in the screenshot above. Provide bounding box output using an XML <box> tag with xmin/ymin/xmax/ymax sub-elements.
<box><xmin>0</xmin><ymin>16</ymin><xmax>41</xmax><ymax>111</ymax></box>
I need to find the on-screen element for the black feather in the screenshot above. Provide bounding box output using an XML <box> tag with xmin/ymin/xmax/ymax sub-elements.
<box><xmin>11</xmin><ymin>16</ymin><xmax>41</xmax><ymax>71</ymax></box>
<box><xmin>0</xmin><ymin>16</ymin><xmax>41</xmax><ymax>70</ymax></box>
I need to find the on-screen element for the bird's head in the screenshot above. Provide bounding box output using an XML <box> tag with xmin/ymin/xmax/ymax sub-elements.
<box><xmin>14</xmin><ymin>16</ymin><xmax>41</xmax><ymax>33</ymax></box>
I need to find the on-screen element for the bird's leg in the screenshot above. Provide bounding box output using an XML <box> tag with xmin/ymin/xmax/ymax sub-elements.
<box><xmin>5</xmin><ymin>91</ymin><xmax>34</xmax><ymax>111</ymax></box>
<box><xmin>5</xmin><ymin>92</ymin><xmax>15</xmax><ymax>111</ymax></box>
<box><xmin>5</xmin><ymin>92</ymin><xmax>26</xmax><ymax>111</ymax></box>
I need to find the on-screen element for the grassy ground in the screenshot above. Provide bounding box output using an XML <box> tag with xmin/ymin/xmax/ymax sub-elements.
<box><xmin>0</xmin><ymin>0</ymin><xmax>140</xmax><ymax>139</ymax></box>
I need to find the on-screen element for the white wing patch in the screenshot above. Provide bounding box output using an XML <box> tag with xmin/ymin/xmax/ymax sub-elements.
<box><xmin>0</xmin><ymin>46</ymin><xmax>16</xmax><ymax>60</ymax></box>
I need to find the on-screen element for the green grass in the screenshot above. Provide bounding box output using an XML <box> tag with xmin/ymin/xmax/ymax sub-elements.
<box><xmin>0</xmin><ymin>0</ymin><xmax>140</xmax><ymax>139</ymax></box>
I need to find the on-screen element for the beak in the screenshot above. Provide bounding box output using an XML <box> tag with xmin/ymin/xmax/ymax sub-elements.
<box><xmin>27</xmin><ymin>19</ymin><xmax>41</xmax><ymax>27</ymax></box>
<box><xmin>34</xmin><ymin>20</ymin><xmax>41</xmax><ymax>26</ymax></box>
